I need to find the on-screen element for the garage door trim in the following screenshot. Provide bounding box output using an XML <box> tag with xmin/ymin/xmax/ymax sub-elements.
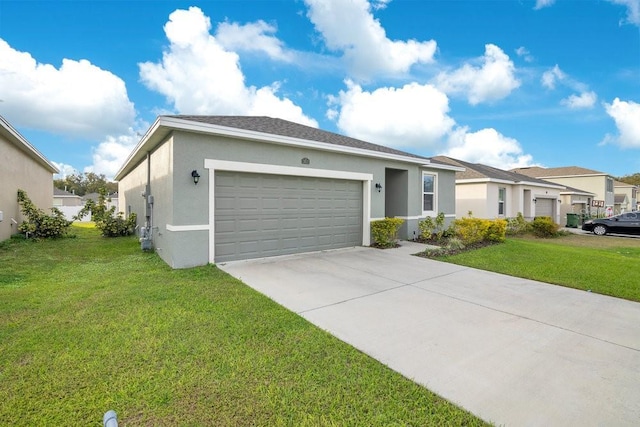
<box><xmin>204</xmin><ymin>159</ymin><xmax>373</xmax><ymax>263</ymax></box>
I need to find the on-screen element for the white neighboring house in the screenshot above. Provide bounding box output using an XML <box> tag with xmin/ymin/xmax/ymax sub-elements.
<box><xmin>53</xmin><ymin>187</ymin><xmax>86</xmax><ymax>221</ymax></box>
<box><xmin>82</xmin><ymin>192</ymin><xmax>120</xmax><ymax>214</ymax></box>
<box><xmin>0</xmin><ymin>115</ymin><xmax>58</xmax><ymax>241</ymax></box>
<box><xmin>432</xmin><ymin>156</ymin><xmax>565</xmax><ymax>223</ymax></box>
<box><xmin>614</xmin><ymin>180</ymin><xmax>637</xmax><ymax>213</ymax></box>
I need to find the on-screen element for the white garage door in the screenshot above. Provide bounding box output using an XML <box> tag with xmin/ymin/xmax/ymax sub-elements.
<box><xmin>214</xmin><ymin>171</ymin><xmax>363</xmax><ymax>262</ymax></box>
<box><xmin>535</xmin><ymin>198</ymin><xmax>554</xmax><ymax>218</ymax></box>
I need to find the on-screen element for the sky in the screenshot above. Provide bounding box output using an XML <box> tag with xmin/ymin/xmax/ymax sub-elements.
<box><xmin>0</xmin><ymin>0</ymin><xmax>639</xmax><ymax>180</ymax></box>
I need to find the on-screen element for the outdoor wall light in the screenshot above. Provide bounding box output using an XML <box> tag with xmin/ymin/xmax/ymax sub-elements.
<box><xmin>191</xmin><ymin>170</ymin><xmax>201</xmax><ymax>185</ymax></box>
<box><xmin>533</xmin><ymin>198</ymin><xmax>537</xmax><ymax>203</ymax></box>
<box><xmin>375</xmin><ymin>183</ymin><xmax>382</xmax><ymax>192</ymax></box>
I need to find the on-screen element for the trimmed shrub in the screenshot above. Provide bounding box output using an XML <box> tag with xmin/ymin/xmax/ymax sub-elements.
<box><xmin>371</xmin><ymin>217</ymin><xmax>404</xmax><ymax>248</ymax></box>
<box><xmin>506</xmin><ymin>212</ymin><xmax>530</xmax><ymax>236</ymax></box>
<box><xmin>531</xmin><ymin>216</ymin><xmax>560</xmax><ymax>238</ymax></box>
<box><xmin>453</xmin><ymin>217</ymin><xmax>507</xmax><ymax>245</ymax></box>
<box><xmin>17</xmin><ymin>189</ymin><xmax>72</xmax><ymax>239</ymax></box>
<box><xmin>418</xmin><ymin>212</ymin><xmax>447</xmax><ymax>241</ymax></box>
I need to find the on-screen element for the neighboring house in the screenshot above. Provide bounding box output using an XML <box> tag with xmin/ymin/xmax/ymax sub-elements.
<box><xmin>0</xmin><ymin>115</ymin><xmax>58</xmax><ymax>242</ymax></box>
<box><xmin>614</xmin><ymin>180</ymin><xmax>637</xmax><ymax>212</ymax></box>
<box><xmin>433</xmin><ymin>156</ymin><xmax>565</xmax><ymax>223</ymax></box>
<box><xmin>115</xmin><ymin>115</ymin><xmax>462</xmax><ymax>268</ymax></box>
<box><xmin>557</xmin><ymin>185</ymin><xmax>596</xmax><ymax>224</ymax></box>
<box><xmin>512</xmin><ymin>166</ymin><xmax>617</xmax><ymax>217</ymax></box>
<box><xmin>53</xmin><ymin>188</ymin><xmax>85</xmax><ymax>221</ymax></box>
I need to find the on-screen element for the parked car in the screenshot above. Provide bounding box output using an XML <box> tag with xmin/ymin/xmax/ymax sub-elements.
<box><xmin>582</xmin><ymin>213</ymin><xmax>640</xmax><ymax>236</ymax></box>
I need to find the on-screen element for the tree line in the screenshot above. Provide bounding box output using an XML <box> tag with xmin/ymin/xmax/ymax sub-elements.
<box><xmin>54</xmin><ymin>172</ymin><xmax>117</xmax><ymax>196</ymax></box>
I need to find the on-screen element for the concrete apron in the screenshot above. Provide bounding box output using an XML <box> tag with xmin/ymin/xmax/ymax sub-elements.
<box><xmin>219</xmin><ymin>241</ymin><xmax>640</xmax><ymax>426</ymax></box>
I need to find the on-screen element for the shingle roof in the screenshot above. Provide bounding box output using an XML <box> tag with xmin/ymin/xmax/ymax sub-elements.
<box><xmin>53</xmin><ymin>188</ymin><xmax>80</xmax><ymax>197</ymax></box>
<box><xmin>511</xmin><ymin>166</ymin><xmax>606</xmax><ymax>178</ymax></box>
<box><xmin>432</xmin><ymin>156</ymin><xmax>564</xmax><ymax>187</ymax></box>
<box><xmin>614</xmin><ymin>194</ymin><xmax>628</xmax><ymax>204</ymax></box>
<box><xmin>166</xmin><ymin>115</ymin><xmax>429</xmax><ymax>161</ymax></box>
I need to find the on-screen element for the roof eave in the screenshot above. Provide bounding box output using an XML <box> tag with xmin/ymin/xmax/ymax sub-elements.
<box><xmin>1</xmin><ymin>116</ymin><xmax>58</xmax><ymax>174</ymax></box>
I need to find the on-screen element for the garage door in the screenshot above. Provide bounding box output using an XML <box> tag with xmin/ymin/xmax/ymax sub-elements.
<box><xmin>535</xmin><ymin>198</ymin><xmax>554</xmax><ymax>218</ymax></box>
<box><xmin>214</xmin><ymin>171</ymin><xmax>363</xmax><ymax>262</ymax></box>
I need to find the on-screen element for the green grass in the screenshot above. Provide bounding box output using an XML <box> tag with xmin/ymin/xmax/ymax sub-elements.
<box><xmin>0</xmin><ymin>225</ymin><xmax>485</xmax><ymax>426</ymax></box>
<box><xmin>437</xmin><ymin>234</ymin><xmax>640</xmax><ymax>302</ymax></box>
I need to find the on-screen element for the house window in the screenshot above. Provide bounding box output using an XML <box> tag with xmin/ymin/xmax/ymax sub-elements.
<box><xmin>422</xmin><ymin>173</ymin><xmax>436</xmax><ymax>213</ymax></box>
<box><xmin>606</xmin><ymin>178</ymin><xmax>613</xmax><ymax>193</ymax></box>
<box><xmin>498</xmin><ymin>187</ymin><xmax>506</xmax><ymax>216</ymax></box>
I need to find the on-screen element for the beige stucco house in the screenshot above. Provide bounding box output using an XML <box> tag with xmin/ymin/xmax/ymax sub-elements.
<box><xmin>512</xmin><ymin>166</ymin><xmax>617</xmax><ymax>218</ymax></box>
<box><xmin>434</xmin><ymin>156</ymin><xmax>565</xmax><ymax>223</ymax></box>
<box><xmin>614</xmin><ymin>181</ymin><xmax>637</xmax><ymax>213</ymax></box>
<box><xmin>0</xmin><ymin>116</ymin><xmax>58</xmax><ymax>241</ymax></box>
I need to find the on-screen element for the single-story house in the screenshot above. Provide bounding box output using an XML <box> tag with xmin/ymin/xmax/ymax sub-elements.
<box><xmin>82</xmin><ymin>192</ymin><xmax>119</xmax><ymax>213</ymax></box>
<box><xmin>115</xmin><ymin>116</ymin><xmax>462</xmax><ymax>268</ymax></box>
<box><xmin>53</xmin><ymin>187</ymin><xmax>83</xmax><ymax>207</ymax></box>
<box><xmin>0</xmin><ymin>115</ymin><xmax>58</xmax><ymax>242</ymax></box>
<box><xmin>557</xmin><ymin>185</ymin><xmax>596</xmax><ymax>224</ymax></box>
<box><xmin>432</xmin><ymin>156</ymin><xmax>565</xmax><ymax>223</ymax></box>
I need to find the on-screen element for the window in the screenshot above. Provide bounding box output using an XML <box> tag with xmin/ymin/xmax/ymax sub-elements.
<box><xmin>606</xmin><ymin>178</ymin><xmax>614</xmax><ymax>193</ymax></box>
<box><xmin>422</xmin><ymin>173</ymin><xmax>436</xmax><ymax>213</ymax></box>
<box><xmin>498</xmin><ymin>187</ymin><xmax>506</xmax><ymax>215</ymax></box>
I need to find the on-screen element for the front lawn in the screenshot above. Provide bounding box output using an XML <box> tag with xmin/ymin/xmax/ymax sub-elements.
<box><xmin>436</xmin><ymin>234</ymin><xmax>640</xmax><ymax>302</ymax></box>
<box><xmin>0</xmin><ymin>225</ymin><xmax>485</xmax><ymax>426</ymax></box>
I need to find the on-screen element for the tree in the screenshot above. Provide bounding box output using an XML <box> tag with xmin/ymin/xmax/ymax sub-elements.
<box><xmin>54</xmin><ymin>172</ymin><xmax>117</xmax><ymax>196</ymax></box>
<box><xmin>617</xmin><ymin>173</ymin><xmax>640</xmax><ymax>186</ymax></box>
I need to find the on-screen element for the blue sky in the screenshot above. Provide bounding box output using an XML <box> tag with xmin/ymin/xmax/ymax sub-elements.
<box><xmin>1</xmin><ymin>0</ymin><xmax>639</xmax><ymax>179</ymax></box>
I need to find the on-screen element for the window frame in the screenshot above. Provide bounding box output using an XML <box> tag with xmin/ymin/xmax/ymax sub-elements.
<box><xmin>498</xmin><ymin>187</ymin><xmax>506</xmax><ymax>216</ymax></box>
<box><xmin>422</xmin><ymin>172</ymin><xmax>438</xmax><ymax>216</ymax></box>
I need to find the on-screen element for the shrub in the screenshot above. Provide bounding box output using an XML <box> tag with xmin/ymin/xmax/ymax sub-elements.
<box><xmin>418</xmin><ymin>212</ymin><xmax>447</xmax><ymax>241</ymax></box>
<box><xmin>530</xmin><ymin>216</ymin><xmax>560</xmax><ymax>238</ymax></box>
<box><xmin>371</xmin><ymin>217</ymin><xmax>404</xmax><ymax>248</ymax></box>
<box><xmin>17</xmin><ymin>189</ymin><xmax>72</xmax><ymax>239</ymax></box>
<box><xmin>506</xmin><ymin>212</ymin><xmax>530</xmax><ymax>236</ymax></box>
<box><xmin>75</xmin><ymin>189</ymin><xmax>137</xmax><ymax>237</ymax></box>
<box><xmin>453</xmin><ymin>216</ymin><xmax>507</xmax><ymax>245</ymax></box>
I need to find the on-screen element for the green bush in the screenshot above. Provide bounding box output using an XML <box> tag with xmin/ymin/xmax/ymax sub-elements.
<box><xmin>506</xmin><ymin>212</ymin><xmax>530</xmax><ymax>236</ymax></box>
<box><xmin>75</xmin><ymin>189</ymin><xmax>137</xmax><ymax>237</ymax></box>
<box><xmin>16</xmin><ymin>189</ymin><xmax>72</xmax><ymax>239</ymax></box>
<box><xmin>418</xmin><ymin>212</ymin><xmax>447</xmax><ymax>241</ymax></box>
<box><xmin>371</xmin><ymin>217</ymin><xmax>404</xmax><ymax>248</ymax></box>
<box><xmin>530</xmin><ymin>216</ymin><xmax>560</xmax><ymax>238</ymax></box>
<box><xmin>453</xmin><ymin>216</ymin><xmax>507</xmax><ymax>245</ymax></box>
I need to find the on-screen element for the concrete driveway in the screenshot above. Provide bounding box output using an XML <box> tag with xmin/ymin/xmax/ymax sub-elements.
<box><xmin>219</xmin><ymin>242</ymin><xmax>640</xmax><ymax>426</ymax></box>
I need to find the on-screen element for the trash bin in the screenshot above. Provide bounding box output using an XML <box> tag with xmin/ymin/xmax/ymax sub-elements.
<box><xmin>566</xmin><ymin>213</ymin><xmax>579</xmax><ymax>228</ymax></box>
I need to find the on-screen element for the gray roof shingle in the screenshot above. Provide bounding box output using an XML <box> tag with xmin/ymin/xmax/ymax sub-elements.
<box><xmin>166</xmin><ymin>115</ymin><xmax>429</xmax><ymax>161</ymax></box>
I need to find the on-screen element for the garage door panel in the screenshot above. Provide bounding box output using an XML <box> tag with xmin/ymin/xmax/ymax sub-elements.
<box><xmin>215</xmin><ymin>171</ymin><xmax>363</xmax><ymax>262</ymax></box>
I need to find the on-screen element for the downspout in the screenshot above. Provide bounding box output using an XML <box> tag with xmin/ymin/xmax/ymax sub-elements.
<box><xmin>140</xmin><ymin>152</ymin><xmax>154</xmax><ymax>250</ymax></box>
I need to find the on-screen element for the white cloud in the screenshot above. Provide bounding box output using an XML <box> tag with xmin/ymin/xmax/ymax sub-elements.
<box><xmin>534</xmin><ymin>0</ymin><xmax>556</xmax><ymax>10</ymax></box>
<box><xmin>434</xmin><ymin>44</ymin><xmax>520</xmax><ymax>105</ymax></box>
<box><xmin>608</xmin><ymin>0</ymin><xmax>640</xmax><ymax>25</ymax></box>
<box><xmin>52</xmin><ymin>162</ymin><xmax>79</xmax><ymax>179</ymax></box>
<box><xmin>304</xmin><ymin>0</ymin><xmax>436</xmax><ymax>80</ymax></box>
<box><xmin>602</xmin><ymin>98</ymin><xmax>640</xmax><ymax>148</ymax></box>
<box><xmin>84</xmin><ymin>132</ymin><xmax>140</xmax><ymax>179</ymax></box>
<box><xmin>0</xmin><ymin>38</ymin><xmax>136</xmax><ymax>139</ymax></box>
<box><xmin>515</xmin><ymin>46</ymin><xmax>534</xmax><ymax>62</ymax></box>
<box><xmin>329</xmin><ymin>80</ymin><xmax>455</xmax><ymax>149</ymax></box>
<box><xmin>541</xmin><ymin>65</ymin><xmax>566</xmax><ymax>89</ymax></box>
<box><xmin>443</xmin><ymin>127</ymin><xmax>534</xmax><ymax>169</ymax></box>
<box><xmin>561</xmin><ymin>91</ymin><xmax>597</xmax><ymax>109</ymax></box>
<box><xmin>215</xmin><ymin>20</ymin><xmax>294</xmax><ymax>62</ymax></box>
<box><xmin>139</xmin><ymin>7</ymin><xmax>317</xmax><ymax>127</ymax></box>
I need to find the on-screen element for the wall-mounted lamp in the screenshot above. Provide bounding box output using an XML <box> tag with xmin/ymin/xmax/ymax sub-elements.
<box><xmin>191</xmin><ymin>170</ymin><xmax>201</xmax><ymax>185</ymax></box>
<box><xmin>533</xmin><ymin>198</ymin><xmax>537</xmax><ymax>204</ymax></box>
<box><xmin>375</xmin><ymin>183</ymin><xmax>382</xmax><ymax>192</ymax></box>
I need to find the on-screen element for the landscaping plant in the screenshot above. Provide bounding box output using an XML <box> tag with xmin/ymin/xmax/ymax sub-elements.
<box><xmin>370</xmin><ymin>217</ymin><xmax>405</xmax><ymax>248</ymax></box>
<box><xmin>16</xmin><ymin>189</ymin><xmax>71</xmax><ymax>239</ymax></box>
<box><xmin>75</xmin><ymin>189</ymin><xmax>136</xmax><ymax>237</ymax></box>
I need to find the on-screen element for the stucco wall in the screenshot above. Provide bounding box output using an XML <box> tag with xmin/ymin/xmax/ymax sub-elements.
<box><xmin>120</xmin><ymin>129</ymin><xmax>458</xmax><ymax>267</ymax></box>
<box><xmin>0</xmin><ymin>138</ymin><xmax>54</xmax><ymax>241</ymax></box>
